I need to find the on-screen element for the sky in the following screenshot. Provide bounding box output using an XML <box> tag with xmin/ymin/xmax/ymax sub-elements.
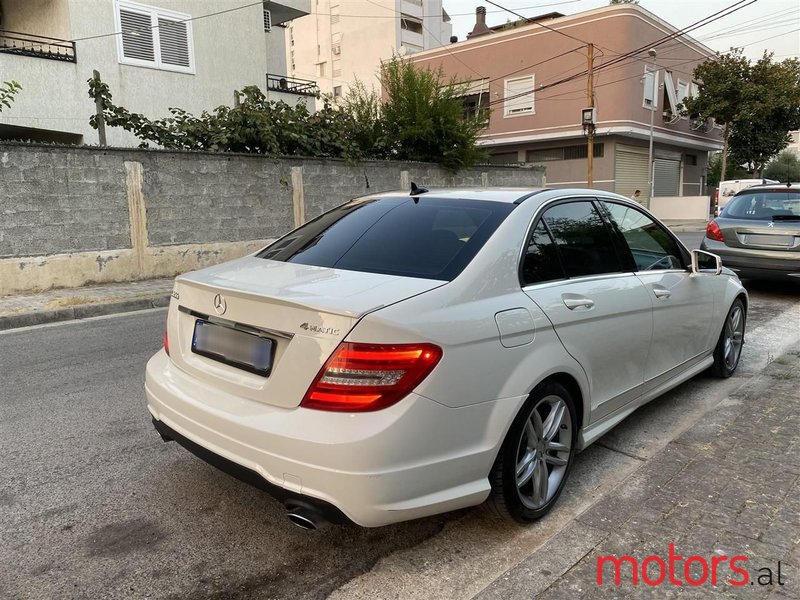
<box><xmin>442</xmin><ymin>0</ymin><xmax>800</xmax><ymax>61</ymax></box>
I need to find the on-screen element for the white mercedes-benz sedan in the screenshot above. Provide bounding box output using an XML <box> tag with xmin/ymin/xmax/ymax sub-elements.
<box><xmin>146</xmin><ymin>187</ymin><xmax>747</xmax><ymax>529</ymax></box>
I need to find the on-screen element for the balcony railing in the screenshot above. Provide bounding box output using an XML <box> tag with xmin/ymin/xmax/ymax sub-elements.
<box><xmin>266</xmin><ymin>74</ymin><xmax>318</xmax><ymax>97</ymax></box>
<box><xmin>0</xmin><ymin>30</ymin><xmax>76</xmax><ymax>63</ymax></box>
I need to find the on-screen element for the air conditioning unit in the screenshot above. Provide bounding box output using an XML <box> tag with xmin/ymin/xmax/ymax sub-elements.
<box><xmin>332</xmin><ymin>45</ymin><xmax>341</xmax><ymax>55</ymax></box>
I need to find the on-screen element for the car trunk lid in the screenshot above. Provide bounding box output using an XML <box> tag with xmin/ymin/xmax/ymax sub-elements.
<box><xmin>168</xmin><ymin>256</ymin><xmax>445</xmax><ymax>408</ymax></box>
<box><xmin>718</xmin><ymin>218</ymin><xmax>800</xmax><ymax>252</ymax></box>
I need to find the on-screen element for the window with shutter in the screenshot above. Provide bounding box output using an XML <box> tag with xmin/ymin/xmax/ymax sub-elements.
<box><xmin>120</xmin><ymin>9</ymin><xmax>155</xmax><ymax>62</ymax></box>
<box><xmin>115</xmin><ymin>0</ymin><xmax>194</xmax><ymax>73</ymax></box>
<box><xmin>504</xmin><ymin>75</ymin><xmax>534</xmax><ymax>117</ymax></box>
<box><xmin>263</xmin><ymin>8</ymin><xmax>272</xmax><ymax>32</ymax></box>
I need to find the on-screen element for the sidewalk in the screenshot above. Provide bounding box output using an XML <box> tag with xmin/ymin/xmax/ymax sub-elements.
<box><xmin>479</xmin><ymin>347</ymin><xmax>800</xmax><ymax>600</ymax></box>
<box><xmin>0</xmin><ymin>278</ymin><xmax>172</xmax><ymax>331</ymax></box>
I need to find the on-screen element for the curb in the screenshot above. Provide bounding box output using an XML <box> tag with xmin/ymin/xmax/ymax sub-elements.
<box><xmin>0</xmin><ymin>295</ymin><xmax>170</xmax><ymax>331</ymax></box>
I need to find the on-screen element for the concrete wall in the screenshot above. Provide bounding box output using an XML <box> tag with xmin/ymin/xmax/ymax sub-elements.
<box><xmin>0</xmin><ymin>144</ymin><xmax>545</xmax><ymax>295</ymax></box>
<box><xmin>650</xmin><ymin>196</ymin><xmax>710</xmax><ymax>221</ymax></box>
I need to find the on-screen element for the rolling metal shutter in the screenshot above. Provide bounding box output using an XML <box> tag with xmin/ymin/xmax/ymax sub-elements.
<box><xmin>653</xmin><ymin>158</ymin><xmax>680</xmax><ymax>197</ymax></box>
<box><xmin>615</xmin><ymin>149</ymin><xmax>649</xmax><ymax>204</ymax></box>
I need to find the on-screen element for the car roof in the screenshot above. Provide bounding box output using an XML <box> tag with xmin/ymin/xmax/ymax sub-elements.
<box><xmin>368</xmin><ymin>187</ymin><xmax>634</xmax><ymax>205</ymax></box>
<box><xmin>734</xmin><ymin>184</ymin><xmax>798</xmax><ymax>194</ymax></box>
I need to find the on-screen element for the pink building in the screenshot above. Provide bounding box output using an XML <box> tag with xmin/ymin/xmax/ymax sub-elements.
<box><xmin>410</xmin><ymin>4</ymin><xmax>723</xmax><ymax>204</ymax></box>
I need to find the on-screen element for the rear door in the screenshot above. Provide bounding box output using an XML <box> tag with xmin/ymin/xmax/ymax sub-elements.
<box><xmin>522</xmin><ymin>199</ymin><xmax>653</xmax><ymax>421</ymax></box>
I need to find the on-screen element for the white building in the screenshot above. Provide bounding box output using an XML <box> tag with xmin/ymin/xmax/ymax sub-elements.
<box><xmin>287</xmin><ymin>0</ymin><xmax>452</xmax><ymax>101</ymax></box>
<box><xmin>0</xmin><ymin>0</ymin><xmax>312</xmax><ymax>146</ymax></box>
<box><xmin>787</xmin><ymin>131</ymin><xmax>800</xmax><ymax>157</ymax></box>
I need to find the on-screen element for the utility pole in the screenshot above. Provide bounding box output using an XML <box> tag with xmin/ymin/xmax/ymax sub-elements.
<box><xmin>586</xmin><ymin>43</ymin><xmax>595</xmax><ymax>187</ymax></box>
<box><xmin>92</xmin><ymin>70</ymin><xmax>107</xmax><ymax>147</ymax></box>
<box><xmin>646</xmin><ymin>48</ymin><xmax>657</xmax><ymax>207</ymax></box>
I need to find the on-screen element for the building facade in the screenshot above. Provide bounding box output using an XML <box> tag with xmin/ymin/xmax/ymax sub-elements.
<box><xmin>0</xmin><ymin>0</ymin><xmax>312</xmax><ymax>146</ymax></box>
<box><xmin>287</xmin><ymin>0</ymin><xmax>452</xmax><ymax>101</ymax></box>
<box><xmin>410</xmin><ymin>4</ymin><xmax>724</xmax><ymax>204</ymax></box>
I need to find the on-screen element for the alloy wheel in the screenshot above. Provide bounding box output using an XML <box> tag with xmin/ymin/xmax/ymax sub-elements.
<box><xmin>514</xmin><ymin>395</ymin><xmax>573</xmax><ymax>510</ymax></box>
<box><xmin>723</xmin><ymin>304</ymin><xmax>744</xmax><ymax>371</ymax></box>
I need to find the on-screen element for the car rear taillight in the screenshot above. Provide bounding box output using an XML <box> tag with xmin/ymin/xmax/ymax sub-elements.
<box><xmin>705</xmin><ymin>219</ymin><xmax>724</xmax><ymax>242</ymax></box>
<box><xmin>163</xmin><ymin>328</ymin><xmax>170</xmax><ymax>356</ymax></box>
<box><xmin>301</xmin><ymin>342</ymin><xmax>443</xmax><ymax>412</ymax></box>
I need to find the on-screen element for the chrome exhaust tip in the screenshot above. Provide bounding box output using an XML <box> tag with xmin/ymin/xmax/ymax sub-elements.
<box><xmin>287</xmin><ymin>511</ymin><xmax>318</xmax><ymax>530</ymax></box>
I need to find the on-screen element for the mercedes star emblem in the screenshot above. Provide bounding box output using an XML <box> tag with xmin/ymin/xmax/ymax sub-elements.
<box><xmin>213</xmin><ymin>293</ymin><xmax>227</xmax><ymax>315</ymax></box>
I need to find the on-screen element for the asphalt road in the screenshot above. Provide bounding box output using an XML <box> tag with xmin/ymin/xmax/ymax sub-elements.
<box><xmin>1</xmin><ymin>277</ymin><xmax>798</xmax><ymax>600</ymax></box>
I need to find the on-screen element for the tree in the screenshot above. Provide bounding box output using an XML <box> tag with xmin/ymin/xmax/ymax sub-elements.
<box><xmin>706</xmin><ymin>152</ymin><xmax>748</xmax><ymax>187</ymax></box>
<box><xmin>681</xmin><ymin>50</ymin><xmax>750</xmax><ymax>181</ymax></box>
<box><xmin>0</xmin><ymin>80</ymin><xmax>22</xmax><ymax>112</ymax></box>
<box><xmin>87</xmin><ymin>59</ymin><xmax>489</xmax><ymax>171</ymax></box>
<box><xmin>379</xmin><ymin>57</ymin><xmax>488</xmax><ymax>171</ymax></box>
<box><xmin>683</xmin><ymin>51</ymin><xmax>800</xmax><ymax>178</ymax></box>
<box><xmin>729</xmin><ymin>55</ymin><xmax>800</xmax><ymax>175</ymax></box>
<box><xmin>763</xmin><ymin>150</ymin><xmax>800</xmax><ymax>182</ymax></box>
<box><xmin>609</xmin><ymin>0</ymin><xmax>639</xmax><ymax>4</ymax></box>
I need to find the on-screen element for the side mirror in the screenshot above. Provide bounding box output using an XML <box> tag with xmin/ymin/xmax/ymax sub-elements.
<box><xmin>691</xmin><ymin>249</ymin><xmax>722</xmax><ymax>275</ymax></box>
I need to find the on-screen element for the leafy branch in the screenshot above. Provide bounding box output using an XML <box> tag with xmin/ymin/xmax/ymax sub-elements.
<box><xmin>0</xmin><ymin>80</ymin><xmax>22</xmax><ymax>112</ymax></box>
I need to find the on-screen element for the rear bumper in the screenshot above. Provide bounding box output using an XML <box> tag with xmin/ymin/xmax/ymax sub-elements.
<box><xmin>145</xmin><ymin>350</ymin><xmax>521</xmax><ymax>527</ymax></box>
<box><xmin>700</xmin><ymin>239</ymin><xmax>800</xmax><ymax>280</ymax></box>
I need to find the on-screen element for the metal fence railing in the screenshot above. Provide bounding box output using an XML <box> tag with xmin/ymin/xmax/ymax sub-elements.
<box><xmin>266</xmin><ymin>74</ymin><xmax>318</xmax><ymax>97</ymax></box>
<box><xmin>0</xmin><ymin>30</ymin><xmax>77</xmax><ymax>63</ymax></box>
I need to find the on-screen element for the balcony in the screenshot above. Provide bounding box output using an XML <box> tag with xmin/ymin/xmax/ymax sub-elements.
<box><xmin>0</xmin><ymin>30</ymin><xmax>76</xmax><ymax>62</ymax></box>
<box><xmin>266</xmin><ymin>74</ymin><xmax>318</xmax><ymax>97</ymax></box>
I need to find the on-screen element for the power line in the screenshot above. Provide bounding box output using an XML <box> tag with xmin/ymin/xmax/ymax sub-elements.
<box><xmin>482</xmin><ymin>0</ymin><xmax>591</xmax><ymax>45</ymax></box>
<box><xmin>70</xmin><ymin>1</ymin><xmax>265</xmax><ymax>43</ymax></box>
<box><xmin>485</xmin><ymin>0</ymin><xmax>756</xmax><ymax>108</ymax></box>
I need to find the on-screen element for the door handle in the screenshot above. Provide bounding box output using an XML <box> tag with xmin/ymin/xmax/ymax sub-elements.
<box><xmin>562</xmin><ymin>296</ymin><xmax>594</xmax><ymax>310</ymax></box>
<box><xmin>653</xmin><ymin>287</ymin><xmax>672</xmax><ymax>299</ymax></box>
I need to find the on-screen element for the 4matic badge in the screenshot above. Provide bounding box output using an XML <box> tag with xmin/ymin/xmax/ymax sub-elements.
<box><xmin>300</xmin><ymin>322</ymin><xmax>340</xmax><ymax>336</ymax></box>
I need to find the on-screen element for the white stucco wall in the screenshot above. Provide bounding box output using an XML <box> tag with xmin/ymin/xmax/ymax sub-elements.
<box><xmin>2</xmin><ymin>0</ymin><xmax>73</xmax><ymax>40</ymax></box>
<box><xmin>1</xmin><ymin>0</ymin><xmax>289</xmax><ymax>146</ymax></box>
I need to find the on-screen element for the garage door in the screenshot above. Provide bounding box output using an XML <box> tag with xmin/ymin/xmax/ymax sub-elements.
<box><xmin>615</xmin><ymin>149</ymin><xmax>649</xmax><ymax>204</ymax></box>
<box><xmin>653</xmin><ymin>158</ymin><xmax>680</xmax><ymax>197</ymax></box>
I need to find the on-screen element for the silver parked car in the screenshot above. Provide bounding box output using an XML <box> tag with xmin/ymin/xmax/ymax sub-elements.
<box><xmin>701</xmin><ymin>184</ymin><xmax>800</xmax><ymax>281</ymax></box>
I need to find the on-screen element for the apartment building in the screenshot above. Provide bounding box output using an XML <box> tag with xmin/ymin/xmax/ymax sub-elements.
<box><xmin>0</xmin><ymin>0</ymin><xmax>312</xmax><ymax>146</ymax></box>
<box><xmin>410</xmin><ymin>4</ymin><xmax>724</xmax><ymax>203</ymax></box>
<box><xmin>287</xmin><ymin>0</ymin><xmax>452</xmax><ymax>101</ymax></box>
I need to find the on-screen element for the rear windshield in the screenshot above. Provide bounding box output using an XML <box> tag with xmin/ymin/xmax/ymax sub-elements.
<box><xmin>257</xmin><ymin>196</ymin><xmax>515</xmax><ymax>281</ymax></box>
<box><xmin>722</xmin><ymin>190</ymin><xmax>800</xmax><ymax>220</ymax></box>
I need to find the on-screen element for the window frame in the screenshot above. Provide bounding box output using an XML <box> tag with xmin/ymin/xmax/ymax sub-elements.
<box><xmin>115</xmin><ymin>0</ymin><xmax>195</xmax><ymax>74</ymax></box>
<box><xmin>642</xmin><ymin>65</ymin><xmax>658</xmax><ymax>110</ymax></box>
<box><xmin>504</xmin><ymin>75</ymin><xmax>535</xmax><ymax>117</ymax></box>
<box><xmin>518</xmin><ymin>197</ymin><xmax>629</xmax><ymax>287</ymax></box>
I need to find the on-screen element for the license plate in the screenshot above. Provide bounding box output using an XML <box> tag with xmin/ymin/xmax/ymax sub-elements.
<box><xmin>192</xmin><ymin>320</ymin><xmax>274</xmax><ymax>376</ymax></box>
<box><xmin>743</xmin><ymin>234</ymin><xmax>793</xmax><ymax>247</ymax></box>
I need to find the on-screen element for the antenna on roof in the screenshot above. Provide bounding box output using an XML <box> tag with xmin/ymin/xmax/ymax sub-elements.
<box><xmin>410</xmin><ymin>182</ymin><xmax>429</xmax><ymax>196</ymax></box>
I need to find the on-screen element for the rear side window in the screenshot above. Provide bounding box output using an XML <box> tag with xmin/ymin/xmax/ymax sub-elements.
<box><xmin>521</xmin><ymin>221</ymin><xmax>566</xmax><ymax>285</ymax></box>
<box><xmin>723</xmin><ymin>191</ymin><xmax>800</xmax><ymax>220</ymax></box>
<box><xmin>258</xmin><ymin>196</ymin><xmax>515</xmax><ymax>281</ymax></box>
<box><xmin>541</xmin><ymin>201</ymin><xmax>623</xmax><ymax>277</ymax></box>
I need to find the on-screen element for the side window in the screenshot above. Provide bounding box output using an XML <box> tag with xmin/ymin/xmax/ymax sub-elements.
<box><xmin>521</xmin><ymin>220</ymin><xmax>566</xmax><ymax>285</ymax></box>
<box><xmin>603</xmin><ymin>202</ymin><xmax>684</xmax><ymax>271</ymax></box>
<box><xmin>542</xmin><ymin>201</ymin><xmax>623</xmax><ymax>277</ymax></box>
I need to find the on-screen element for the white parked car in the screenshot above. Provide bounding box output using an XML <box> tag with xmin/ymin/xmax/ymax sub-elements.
<box><xmin>146</xmin><ymin>187</ymin><xmax>747</xmax><ymax>529</ymax></box>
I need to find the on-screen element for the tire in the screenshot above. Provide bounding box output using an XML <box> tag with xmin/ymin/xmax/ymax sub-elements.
<box><xmin>711</xmin><ymin>298</ymin><xmax>746</xmax><ymax>378</ymax></box>
<box><xmin>487</xmin><ymin>382</ymin><xmax>577</xmax><ymax>523</ymax></box>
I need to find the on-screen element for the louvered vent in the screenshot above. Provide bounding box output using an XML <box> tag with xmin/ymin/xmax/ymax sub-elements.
<box><xmin>158</xmin><ymin>18</ymin><xmax>190</xmax><ymax>67</ymax></box>
<box><xmin>120</xmin><ymin>9</ymin><xmax>155</xmax><ymax>62</ymax></box>
<box><xmin>263</xmin><ymin>8</ymin><xmax>272</xmax><ymax>32</ymax></box>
